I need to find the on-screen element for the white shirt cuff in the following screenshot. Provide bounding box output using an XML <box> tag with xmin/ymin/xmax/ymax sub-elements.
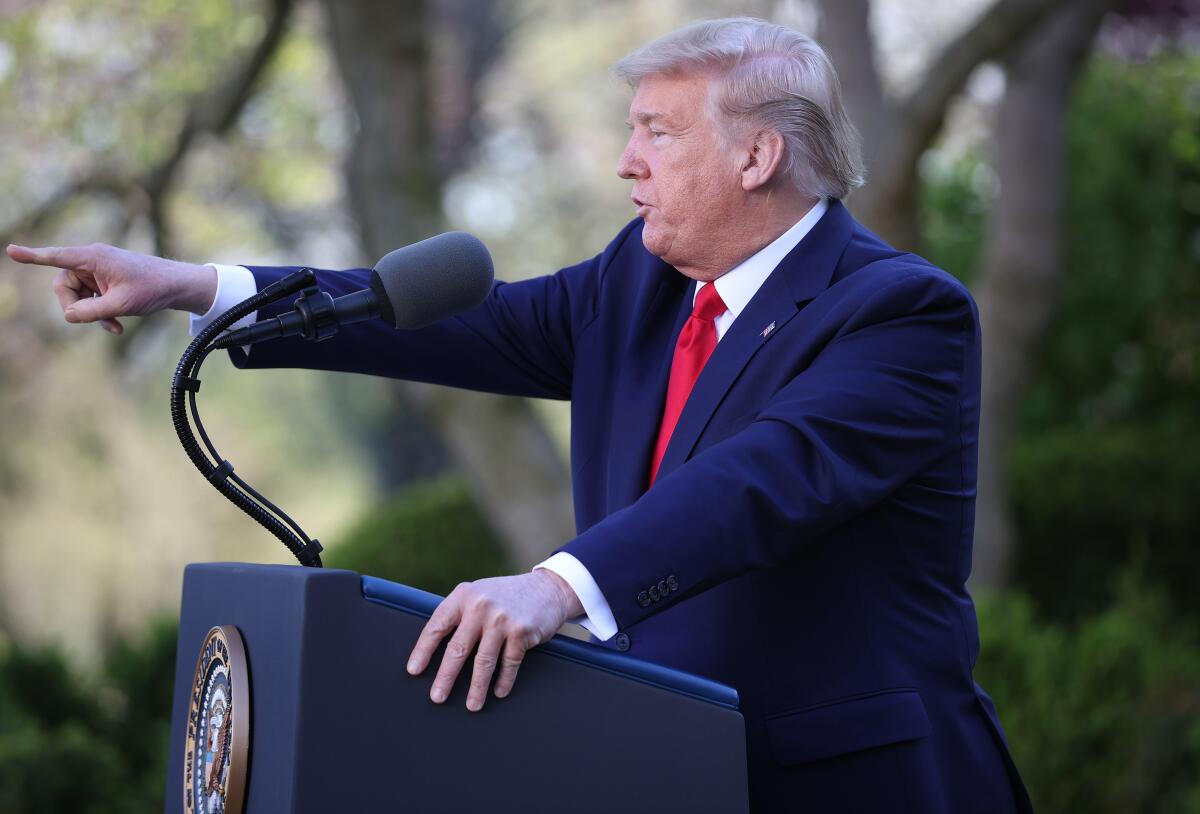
<box><xmin>535</xmin><ymin>552</ymin><xmax>619</xmax><ymax>641</ymax></box>
<box><xmin>188</xmin><ymin>264</ymin><xmax>259</xmax><ymax>337</ymax></box>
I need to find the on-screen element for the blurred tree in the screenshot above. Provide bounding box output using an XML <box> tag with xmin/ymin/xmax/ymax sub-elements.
<box><xmin>0</xmin><ymin>0</ymin><xmax>393</xmax><ymax>652</ymax></box>
<box><xmin>817</xmin><ymin>0</ymin><xmax>1119</xmax><ymax>586</ymax></box>
<box><xmin>816</xmin><ymin>0</ymin><xmax>1061</xmax><ymax>251</ymax></box>
<box><xmin>972</xmin><ymin>0</ymin><xmax>1121</xmax><ymax>587</ymax></box>
<box><xmin>919</xmin><ymin>45</ymin><xmax>1200</xmax><ymax>621</ymax></box>
<box><xmin>317</xmin><ymin>0</ymin><xmax>576</xmax><ymax>569</ymax></box>
<box><xmin>0</xmin><ymin>0</ymin><xmax>574</xmax><ymax>576</ymax></box>
<box><xmin>0</xmin><ymin>0</ymin><xmax>297</xmax><ymax>260</ymax></box>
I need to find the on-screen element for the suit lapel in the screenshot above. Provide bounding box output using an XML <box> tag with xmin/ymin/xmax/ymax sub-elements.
<box><xmin>606</xmin><ymin>261</ymin><xmax>692</xmax><ymax>511</ymax></box>
<box><xmin>653</xmin><ymin>201</ymin><xmax>856</xmax><ymax>482</ymax></box>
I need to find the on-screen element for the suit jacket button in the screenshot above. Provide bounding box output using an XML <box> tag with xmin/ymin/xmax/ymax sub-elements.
<box><xmin>615</xmin><ymin>633</ymin><xmax>631</xmax><ymax>652</ymax></box>
<box><xmin>648</xmin><ymin>584</ymin><xmax>661</xmax><ymax>602</ymax></box>
<box><xmin>657</xmin><ymin>579</ymin><xmax>669</xmax><ymax>597</ymax></box>
<box><xmin>637</xmin><ymin>591</ymin><xmax>650</xmax><ymax>607</ymax></box>
<box><xmin>667</xmin><ymin>575</ymin><xmax>679</xmax><ymax>592</ymax></box>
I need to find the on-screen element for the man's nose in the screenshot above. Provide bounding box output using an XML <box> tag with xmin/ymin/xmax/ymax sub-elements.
<box><xmin>617</xmin><ymin>138</ymin><xmax>646</xmax><ymax>180</ymax></box>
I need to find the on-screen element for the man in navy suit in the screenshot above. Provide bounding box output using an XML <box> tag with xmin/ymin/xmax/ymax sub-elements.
<box><xmin>11</xmin><ymin>17</ymin><xmax>1030</xmax><ymax>813</ymax></box>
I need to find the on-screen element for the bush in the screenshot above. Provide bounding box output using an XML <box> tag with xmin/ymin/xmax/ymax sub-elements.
<box><xmin>0</xmin><ymin>621</ymin><xmax>177</xmax><ymax>813</ymax></box>
<box><xmin>0</xmin><ymin>476</ymin><xmax>506</xmax><ymax>812</ymax></box>
<box><xmin>1009</xmin><ymin>425</ymin><xmax>1200</xmax><ymax>623</ymax></box>
<box><xmin>327</xmin><ymin>475</ymin><xmax>509</xmax><ymax>594</ymax></box>
<box><xmin>920</xmin><ymin>52</ymin><xmax>1200</xmax><ymax>626</ymax></box>
<box><xmin>976</xmin><ymin>578</ymin><xmax>1200</xmax><ymax>814</ymax></box>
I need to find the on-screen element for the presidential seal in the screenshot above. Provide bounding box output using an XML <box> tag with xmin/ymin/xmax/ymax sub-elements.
<box><xmin>184</xmin><ymin>625</ymin><xmax>249</xmax><ymax>814</ymax></box>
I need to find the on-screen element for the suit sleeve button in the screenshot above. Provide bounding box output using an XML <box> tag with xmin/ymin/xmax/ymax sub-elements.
<box><xmin>637</xmin><ymin>591</ymin><xmax>650</xmax><ymax>607</ymax></box>
<box><xmin>667</xmin><ymin>575</ymin><xmax>678</xmax><ymax>592</ymax></box>
<box><xmin>657</xmin><ymin>579</ymin><xmax>669</xmax><ymax>597</ymax></box>
<box><xmin>648</xmin><ymin>585</ymin><xmax>661</xmax><ymax>602</ymax></box>
<box><xmin>615</xmin><ymin>633</ymin><xmax>631</xmax><ymax>652</ymax></box>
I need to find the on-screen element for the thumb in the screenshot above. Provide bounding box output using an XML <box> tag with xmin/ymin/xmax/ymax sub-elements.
<box><xmin>65</xmin><ymin>291</ymin><xmax>126</xmax><ymax>324</ymax></box>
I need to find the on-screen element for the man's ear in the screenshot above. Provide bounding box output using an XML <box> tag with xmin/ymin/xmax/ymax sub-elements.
<box><xmin>740</xmin><ymin>129</ymin><xmax>786</xmax><ymax>192</ymax></box>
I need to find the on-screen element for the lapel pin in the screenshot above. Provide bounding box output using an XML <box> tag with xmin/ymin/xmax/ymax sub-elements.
<box><xmin>760</xmin><ymin>321</ymin><xmax>776</xmax><ymax>339</ymax></box>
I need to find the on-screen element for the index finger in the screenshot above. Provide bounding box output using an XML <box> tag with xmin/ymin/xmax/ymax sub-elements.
<box><xmin>6</xmin><ymin>244</ymin><xmax>92</xmax><ymax>270</ymax></box>
<box><xmin>407</xmin><ymin>594</ymin><xmax>463</xmax><ymax>676</ymax></box>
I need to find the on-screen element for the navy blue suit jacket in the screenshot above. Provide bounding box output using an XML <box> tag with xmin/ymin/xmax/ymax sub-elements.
<box><xmin>234</xmin><ymin>201</ymin><xmax>1030</xmax><ymax>813</ymax></box>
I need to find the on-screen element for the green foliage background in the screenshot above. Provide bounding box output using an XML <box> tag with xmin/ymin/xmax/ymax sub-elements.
<box><xmin>0</xmin><ymin>3</ymin><xmax>1196</xmax><ymax>811</ymax></box>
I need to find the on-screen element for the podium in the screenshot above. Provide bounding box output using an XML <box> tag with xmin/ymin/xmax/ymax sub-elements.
<box><xmin>165</xmin><ymin>563</ymin><xmax>748</xmax><ymax>812</ymax></box>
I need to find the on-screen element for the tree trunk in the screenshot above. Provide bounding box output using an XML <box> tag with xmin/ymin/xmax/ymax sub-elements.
<box><xmin>319</xmin><ymin>0</ymin><xmax>575</xmax><ymax>568</ymax></box>
<box><xmin>813</xmin><ymin>0</ymin><xmax>924</xmax><ymax>251</ymax></box>
<box><xmin>970</xmin><ymin>0</ymin><xmax>1116</xmax><ymax>588</ymax></box>
<box><xmin>817</xmin><ymin>0</ymin><xmax>1063</xmax><ymax>252</ymax></box>
<box><xmin>817</xmin><ymin>0</ymin><xmax>1111</xmax><ymax>587</ymax></box>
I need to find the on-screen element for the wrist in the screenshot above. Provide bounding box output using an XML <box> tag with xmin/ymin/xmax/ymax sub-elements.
<box><xmin>537</xmin><ymin>568</ymin><xmax>584</xmax><ymax>618</ymax></box>
<box><xmin>172</xmin><ymin>261</ymin><xmax>218</xmax><ymax>314</ymax></box>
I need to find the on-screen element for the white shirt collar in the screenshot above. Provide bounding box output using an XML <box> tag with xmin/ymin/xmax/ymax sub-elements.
<box><xmin>695</xmin><ymin>197</ymin><xmax>830</xmax><ymax>319</ymax></box>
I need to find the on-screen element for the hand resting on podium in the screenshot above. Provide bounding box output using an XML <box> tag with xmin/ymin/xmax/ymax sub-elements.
<box><xmin>406</xmin><ymin>570</ymin><xmax>584</xmax><ymax>711</ymax></box>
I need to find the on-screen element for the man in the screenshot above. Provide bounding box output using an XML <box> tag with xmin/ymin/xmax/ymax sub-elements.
<box><xmin>10</xmin><ymin>18</ymin><xmax>1030</xmax><ymax>813</ymax></box>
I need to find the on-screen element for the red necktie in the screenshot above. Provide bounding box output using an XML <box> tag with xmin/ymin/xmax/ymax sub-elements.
<box><xmin>648</xmin><ymin>283</ymin><xmax>728</xmax><ymax>486</ymax></box>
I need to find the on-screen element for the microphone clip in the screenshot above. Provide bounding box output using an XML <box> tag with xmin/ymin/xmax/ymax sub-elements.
<box><xmin>292</xmin><ymin>284</ymin><xmax>339</xmax><ymax>342</ymax></box>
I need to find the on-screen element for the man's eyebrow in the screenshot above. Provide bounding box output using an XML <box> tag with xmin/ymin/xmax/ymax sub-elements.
<box><xmin>626</xmin><ymin>111</ymin><xmax>673</xmax><ymax>128</ymax></box>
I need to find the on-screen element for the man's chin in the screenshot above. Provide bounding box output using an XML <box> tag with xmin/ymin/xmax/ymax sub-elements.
<box><xmin>639</xmin><ymin>224</ymin><xmax>671</xmax><ymax>260</ymax></box>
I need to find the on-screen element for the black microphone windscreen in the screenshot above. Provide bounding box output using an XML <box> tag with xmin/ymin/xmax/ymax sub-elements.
<box><xmin>370</xmin><ymin>232</ymin><xmax>495</xmax><ymax>330</ymax></box>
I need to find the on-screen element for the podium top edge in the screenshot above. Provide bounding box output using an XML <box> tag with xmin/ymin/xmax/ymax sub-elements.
<box><xmin>361</xmin><ymin>575</ymin><xmax>740</xmax><ymax>711</ymax></box>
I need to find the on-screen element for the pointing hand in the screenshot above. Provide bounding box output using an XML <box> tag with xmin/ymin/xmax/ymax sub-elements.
<box><xmin>6</xmin><ymin>242</ymin><xmax>216</xmax><ymax>335</ymax></box>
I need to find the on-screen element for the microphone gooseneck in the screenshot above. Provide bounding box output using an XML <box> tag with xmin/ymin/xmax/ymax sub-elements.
<box><xmin>171</xmin><ymin>268</ymin><xmax>326</xmax><ymax>567</ymax></box>
<box><xmin>171</xmin><ymin>231</ymin><xmax>493</xmax><ymax>566</ymax></box>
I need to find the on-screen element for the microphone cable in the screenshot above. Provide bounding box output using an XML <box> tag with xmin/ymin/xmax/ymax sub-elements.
<box><xmin>170</xmin><ymin>269</ymin><xmax>325</xmax><ymax>567</ymax></box>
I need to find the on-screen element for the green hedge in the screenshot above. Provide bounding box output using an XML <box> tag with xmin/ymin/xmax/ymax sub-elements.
<box><xmin>976</xmin><ymin>579</ymin><xmax>1200</xmax><ymax>814</ymax></box>
<box><xmin>326</xmin><ymin>475</ymin><xmax>509</xmax><ymax>593</ymax></box>
<box><xmin>7</xmin><ymin>579</ymin><xmax>1197</xmax><ymax>813</ymax></box>
<box><xmin>1009</xmin><ymin>425</ymin><xmax>1200</xmax><ymax>622</ymax></box>
<box><xmin>0</xmin><ymin>619</ymin><xmax>177</xmax><ymax>813</ymax></box>
<box><xmin>0</xmin><ymin>476</ymin><xmax>507</xmax><ymax>812</ymax></box>
<box><xmin>7</xmin><ymin>475</ymin><xmax>1198</xmax><ymax>813</ymax></box>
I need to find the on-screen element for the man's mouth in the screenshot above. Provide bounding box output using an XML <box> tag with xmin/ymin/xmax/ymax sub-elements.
<box><xmin>632</xmin><ymin>196</ymin><xmax>652</xmax><ymax>216</ymax></box>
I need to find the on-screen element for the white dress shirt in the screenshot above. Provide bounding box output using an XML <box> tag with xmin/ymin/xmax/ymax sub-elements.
<box><xmin>189</xmin><ymin>263</ymin><xmax>259</xmax><ymax>336</ymax></box>
<box><xmin>190</xmin><ymin>198</ymin><xmax>830</xmax><ymax>641</ymax></box>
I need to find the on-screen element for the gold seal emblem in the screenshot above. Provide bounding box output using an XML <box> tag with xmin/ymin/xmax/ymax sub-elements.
<box><xmin>184</xmin><ymin>625</ymin><xmax>250</xmax><ymax>814</ymax></box>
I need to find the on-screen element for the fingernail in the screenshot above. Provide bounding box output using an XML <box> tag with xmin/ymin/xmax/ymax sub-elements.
<box><xmin>64</xmin><ymin>309</ymin><xmax>77</xmax><ymax>323</ymax></box>
<box><xmin>467</xmin><ymin>700</ymin><xmax>481</xmax><ymax>712</ymax></box>
<box><xmin>494</xmin><ymin>688</ymin><xmax>508</xmax><ymax>699</ymax></box>
<box><xmin>407</xmin><ymin>659</ymin><xmax>418</xmax><ymax>674</ymax></box>
<box><xmin>431</xmin><ymin>688</ymin><xmax>446</xmax><ymax>703</ymax></box>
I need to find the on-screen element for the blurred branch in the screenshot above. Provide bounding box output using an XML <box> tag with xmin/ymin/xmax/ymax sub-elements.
<box><xmin>431</xmin><ymin>0</ymin><xmax>516</xmax><ymax>175</ymax></box>
<box><xmin>144</xmin><ymin>0</ymin><xmax>297</xmax><ymax>256</ymax></box>
<box><xmin>0</xmin><ymin>172</ymin><xmax>129</xmax><ymax>246</ymax></box>
<box><xmin>818</xmin><ymin>0</ymin><xmax>1074</xmax><ymax>250</ymax></box>
<box><xmin>0</xmin><ymin>0</ymin><xmax>296</xmax><ymax>257</ymax></box>
<box><xmin>893</xmin><ymin>0</ymin><xmax>1062</xmax><ymax>175</ymax></box>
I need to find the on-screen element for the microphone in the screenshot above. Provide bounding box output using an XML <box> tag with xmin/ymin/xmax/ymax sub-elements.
<box><xmin>214</xmin><ymin>232</ymin><xmax>494</xmax><ymax>348</ymax></box>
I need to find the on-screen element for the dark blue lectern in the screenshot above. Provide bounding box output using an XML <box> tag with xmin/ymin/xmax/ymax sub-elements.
<box><xmin>165</xmin><ymin>563</ymin><xmax>748</xmax><ymax>812</ymax></box>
